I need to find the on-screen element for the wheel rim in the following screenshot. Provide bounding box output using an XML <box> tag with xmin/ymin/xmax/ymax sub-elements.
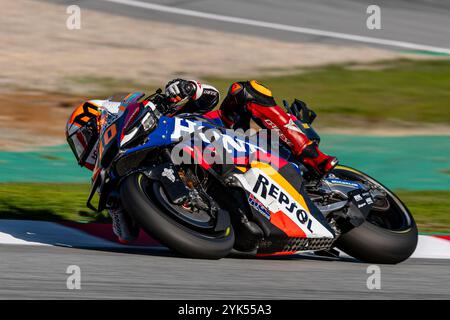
<box><xmin>139</xmin><ymin>174</ymin><xmax>215</xmax><ymax>230</ymax></box>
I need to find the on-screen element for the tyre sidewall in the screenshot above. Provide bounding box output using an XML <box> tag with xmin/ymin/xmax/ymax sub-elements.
<box><xmin>120</xmin><ymin>173</ymin><xmax>234</xmax><ymax>259</ymax></box>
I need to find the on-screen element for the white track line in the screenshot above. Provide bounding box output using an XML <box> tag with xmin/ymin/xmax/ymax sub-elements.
<box><xmin>100</xmin><ymin>0</ymin><xmax>450</xmax><ymax>55</ymax></box>
<box><xmin>0</xmin><ymin>220</ymin><xmax>115</xmax><ymax>247</ymax></box>
<box><xmin>0</xmin><ymin>220</ymin><xmax>162</xmax><ymax>249</ymax></box>
<box><xmin>411</xmin><ymin>235</ymin><xmax>450</xmax><ymax>259</ymax></box>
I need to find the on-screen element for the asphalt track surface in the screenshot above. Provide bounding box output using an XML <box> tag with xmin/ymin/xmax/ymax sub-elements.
<box><xmin>0</xmin><ymin>244</ymin><xmax>449</xmax><ymax>299</ymax></box>
<box><xmin>43</xmin><ymin>0</ymin><xmax>450</xmax><ymax>52</ymax></box>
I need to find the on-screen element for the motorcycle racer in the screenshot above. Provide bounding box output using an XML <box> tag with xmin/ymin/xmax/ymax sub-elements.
<box><xmin>66</xmin><ymin>78</ymin><xmax>337</xmax><ymax>243</ymax></box>
<box><xmin>164</xmin><ymin>79</ymin><xmax>337</xmax><ymax>176</ymax></box>
<box><xmin>206</xmin><ymin>80</ymin><xmax>338</xmax><ymax>176</ymax></box>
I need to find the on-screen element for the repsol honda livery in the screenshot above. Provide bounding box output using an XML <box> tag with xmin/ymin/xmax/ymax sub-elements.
<box><xmin>67</xmin><ymin>90</ymin><xmax>418</xmax><ymax>263</ymax></box>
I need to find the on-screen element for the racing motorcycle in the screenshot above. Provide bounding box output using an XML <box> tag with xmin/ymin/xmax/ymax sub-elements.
<box><xmin>79</xmin><ymin>90</ymin><xmax>418</xmax><ymax>264</ymax></box>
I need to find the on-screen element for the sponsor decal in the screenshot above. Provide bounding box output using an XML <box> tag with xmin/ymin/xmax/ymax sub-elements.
<box><xmin>248</xmin><ymin>194</ymin><xmax>271</xmax><ymax>220</ymax></box>
<box><xmin>296</xmin><ymin>209</ymin><xmax>309</xmax><ymax>224</ymax></box>
<box><xmin>264</xmin><ymin>119</ymin><xmax>290</xmax><ymax>145</ymax></box>
<box><xmin>203</xmin><ymin>89</ymin><xmax>218</xmax><ymax>96</ymax></box>
<box><xmin>170</xmin><ymin>118</ymin><xmax>269</xmax><ymax>156</ymax></box>
<box><xmin>327</xmin><ymin>178</ymin><xmax>361</xmax><ymax>188</ymax></box>
<box><xmin>350</xmin><ymin>190</ymin><xmax>374</xmax><ymax>216</ymax></box>
<box><xmin>284</xmin><ymin>119</ymin><xmax>303</xmax><ymax>133</ymax></box>
<box><xmin>252</xmin><ymin>174</ymin><xmax>314</xmax><ymax>233</ymax></box>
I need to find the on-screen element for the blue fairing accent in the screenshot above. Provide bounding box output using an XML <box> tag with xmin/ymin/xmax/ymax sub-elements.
<box><xmin>122</xmin><ymin>115</ymin><xmax>283</xmax><ymax>164</ymax></box>
<box><xmin>324</xmin><ymin>178</ymin><xmax>363</xmax><ymax>189</ymax></box>
<box><xmin>122</xmin><ymin>116</ymin><xmax>215</xmax><ymax>156</ymax></box>
<box><xmin>123</xmin><ymin>116</ymin><xmax>174</xmax><ymax>155</ymax></box>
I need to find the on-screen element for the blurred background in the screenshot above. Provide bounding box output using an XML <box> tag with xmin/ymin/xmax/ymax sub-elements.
<box><xmin>1</xmin><ymin>0</ymin><xmax>449</xmax><ymax>233</ymax></box>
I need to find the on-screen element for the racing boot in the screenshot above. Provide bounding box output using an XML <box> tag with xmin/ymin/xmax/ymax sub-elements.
<box><xmin>109</xmin><ymin>205</ymin><xmax>140</xmax><ymax>244</ymax></box>
<box><xmin>299</xmin><ymin>142</ymin><xmax>339</xmax><ymax>177</ymax></box>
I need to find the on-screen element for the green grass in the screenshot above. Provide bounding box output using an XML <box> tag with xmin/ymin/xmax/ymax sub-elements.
<box><xmin>204</xmin><ymin>59</ymin><xmax>450</xmax><ymax>126</ymax></box>
<box><xmin>69</xmin><ymin>59</ymin><xmax>450</xmax><ymax>126</ymax></box>
<box><xmin>396</xmin><ymin>190</ymin><xmax>450</xmax><ymax>233</ymax></box>
<box><xmin>0</xmin><ymin>183</ymin><xmax>109</xmax><ymax>223</ymax></box>
<box><xmin>0</xmin><ymin>183</ymin><xmax>448</xmax><ymax>232</ymax></box>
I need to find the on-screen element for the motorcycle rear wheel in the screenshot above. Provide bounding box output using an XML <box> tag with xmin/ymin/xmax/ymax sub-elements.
<box><xmin>120</xmin><ymin>172</ymin><xmax>235</xmax><ymax>259</ymax></box>
<box><xmin>332</xmin><ymin>166</ymin><xmax>418</xmax><ymax>264</ymax></box>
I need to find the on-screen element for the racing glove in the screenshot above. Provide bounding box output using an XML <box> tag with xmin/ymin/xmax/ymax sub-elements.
<box><xmin>165</xmin><ymin>79</ymin><xmax>196</xmax><ymax>103</ymax></box>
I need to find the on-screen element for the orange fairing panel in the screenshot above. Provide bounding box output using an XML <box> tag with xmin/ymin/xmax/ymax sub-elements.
<box><xmin>270</xmin><ymin>210</ymin><xmax>306</xmax><ymax>238</ymax></box>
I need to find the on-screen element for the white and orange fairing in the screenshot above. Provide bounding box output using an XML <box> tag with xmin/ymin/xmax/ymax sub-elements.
<box><xmin>234</xmin><ymin>162</ymin><xmax>334</xmax><ymax>239</ymax></box>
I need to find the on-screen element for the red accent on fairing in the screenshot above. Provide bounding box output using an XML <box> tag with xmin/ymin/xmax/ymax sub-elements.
<box><xmin>182</xmin><ymin>146</ymin><xmax>212</xmax><ymax>170</ymax></box>
<box><xmin>120</xmin><ymin>102</ymin><xmax>141</xmax><ymax>141</ymax></box>
<box><xmin>246</xmin><ymin>102</ymin><xmax>310</xmax><ymax>157</ymax></box>
<box><xmin>180</xmin><ymin>110</ymin><xmax>288</xmax><ymax>169</ymax></box>
<box><xmin>203</xmin><ymin>110</ymin><xmax>221</xmax><ymax>120</ymax></box>
<box><xmin>232</xmin><ymin>150</ymin><xmax>288</xmax><ymax>170</ymax></box>
<box><xmin>203</xmin><ymin>110</ymin><xmax>234</xmax><ymax>127</ymax></box>
<box><xmin>270</xmin><ymin>210</ymin><xmax>306</xmax><ymax>238</ymax></box>
<box><xmin>181</xmin><ymin>136</ymin><xmax>287</xmax><ymax>170</ymax></box>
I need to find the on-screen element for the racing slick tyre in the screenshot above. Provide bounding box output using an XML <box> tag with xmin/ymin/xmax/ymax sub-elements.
<box><xmin>332</xmin><ymin>166</ymin><xmax>418</xmax><ymax>264</ymax></box>
<box><xmin>120</xmin><ymin>173</ymin><xmax>235</xmax><ymax>259</ymax></box>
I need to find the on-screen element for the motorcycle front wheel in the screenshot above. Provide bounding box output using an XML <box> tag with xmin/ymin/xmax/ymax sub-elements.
<box><xmin>120</xmin><ymin>172</ymin><xmax>235</xmax><ymax>259</ymax></box>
